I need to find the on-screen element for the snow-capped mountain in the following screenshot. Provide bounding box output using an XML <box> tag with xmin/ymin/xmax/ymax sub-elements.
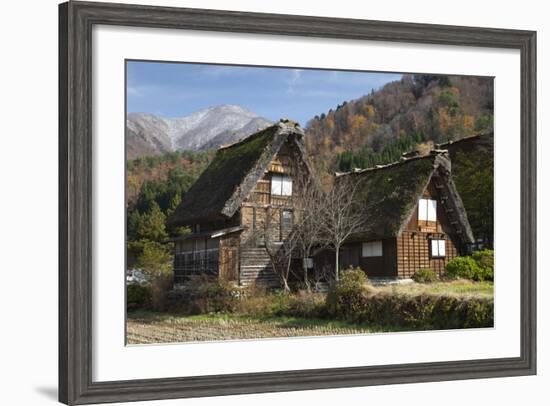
<box><xmin>126</xmin><ymin>105</ymin><xmax>272</xmax><ymax>159</ymax></box>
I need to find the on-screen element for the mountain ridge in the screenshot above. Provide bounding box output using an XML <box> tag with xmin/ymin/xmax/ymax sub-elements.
<box><xmin>126</xmin><ymin>104</ymin><xmax>272</xmax><ymax>159</ymax></box>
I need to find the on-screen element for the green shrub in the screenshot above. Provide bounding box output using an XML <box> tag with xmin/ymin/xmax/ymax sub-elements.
<box><xmin>445</xmin><ymin>251</ymin><xmax>494</xmax><ymax>282</ymax></box>
<box><xmin>127</xmin><ymin>284</ymin><xmax>151</xmax><ymax>311</ymax></box>
<box><xmin>444</xmin><ymin>256</ymin><xmax>483</xmax><ymax>281</ymax></box>
<box><xmin>472</xmin><ymin>249</ymin><xmax>494</xmax><ymax>281</ymax></box>
<box><xmin>326</xmin><ymin>267</ymin><xmax>372</xmax><ymax>320</ymax></box>
<box><xmin>412</xmin><ymin>268</ymin><xmax>439</xmax><ymax>283</ymax></box>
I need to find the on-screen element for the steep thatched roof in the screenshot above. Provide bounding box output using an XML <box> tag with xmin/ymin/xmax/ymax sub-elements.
<box><xmin>339</xmin><ymin>151</ymin><xmax>474</xmax><ymax>243</ymax></box>
<box><xmin>167</xmin><ymin>120</ymin><xmax>308</xmax><ymax>227</ymax></box>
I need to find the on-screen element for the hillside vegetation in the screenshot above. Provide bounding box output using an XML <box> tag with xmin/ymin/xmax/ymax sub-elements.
<box><xmin>305</xmin><ymin>74</ymin><xmax>493</xmax><ymax>179</ymax></box>
<box><xmin>126</xmin><ymin>150</ymin><xmax>214</xmax><ymax>268</ymax></box>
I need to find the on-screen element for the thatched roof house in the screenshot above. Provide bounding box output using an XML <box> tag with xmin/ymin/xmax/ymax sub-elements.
<box><xmin>332</xmin><ymin>151</ymin><xmax>474</xmax><ymax>278</ymax></box>
<box><xmin>168</xmin><ymin>120</ymin><xmax>313</xmax><ymax>287</ymax></box>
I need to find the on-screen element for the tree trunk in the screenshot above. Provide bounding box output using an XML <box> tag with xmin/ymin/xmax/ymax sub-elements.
<box><xmin>303</xmin><ymin>259</ymin><xmax>310</xmax><ymax>291</ymax></box>
<box><xmin>335</xmin><ymin>246</ymin><xmax>340</xmax><ymax>282</ymax></box>
<box><xmin>281</xmin><ymin>276</ymin><xmax>291</xmax><ymax>292</ymax></box>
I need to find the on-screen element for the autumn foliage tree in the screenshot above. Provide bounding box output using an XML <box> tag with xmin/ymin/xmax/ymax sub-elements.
<box><xmin>305</xmin><ymin>74</ymin><xmax>494</xmax><ymax>176</ymax></box>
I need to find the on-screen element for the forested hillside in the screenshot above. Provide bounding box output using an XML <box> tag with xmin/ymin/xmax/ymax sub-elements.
<box><xmin>127</xmin><ymin>150</ymin><xmax>214</xmax><ymax>205</ymax></box>
<box><xmin>126</xmin><ymin>150</ymin><xmax>214</xmax><ymax>267</ymax></box>
<box><xmin>305</xmin><ymin>74</ymin><xmax>493</xmax><ymax>180</ymax></box>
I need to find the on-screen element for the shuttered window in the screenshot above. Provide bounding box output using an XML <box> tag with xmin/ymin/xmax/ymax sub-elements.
<box><xmin>431</xmin><ymin>239</ymin><xmax>446</xmax><ymax>258</ymax></box>
<box><xmin>271</xmin><ymin>174</ymin><xmax>293</xmax><ymax>196</ymax></box>
<box><xmin>418</xmin><ymin>198</ymin><xmax>437</xmax><ymax>221</ymax></box>
<box><xmin>362</xmin><ymin>241</ymin><xmax>383</xmax><ymax>257</ymax></box>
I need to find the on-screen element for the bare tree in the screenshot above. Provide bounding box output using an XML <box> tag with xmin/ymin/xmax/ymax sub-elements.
<box><xmin>293</xmin><ymin>174</ymin><xmax>329</xmax><ymax>290</ymax></box>
<box><xmin>319</xmin><ymin>176</ymin><xmax>365</xmax><ymax>281</ymax></box>
<box><xmin>262</xmin><ymin>206</ymin><xmax>299</xmax><ymax>292</ymax></box>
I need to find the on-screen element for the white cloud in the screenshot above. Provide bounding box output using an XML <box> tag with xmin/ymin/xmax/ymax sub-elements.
<box><xmin>286</xmin><ymin>69</ymin><xmax>303</xmax><ymax>94</ymax></box>
<box><xmin>200</xmin><ymin>65</ymin><xmax>262</xmax><ymax>79</ymax></box>
<box><xmin>127</xmin><ymin>86</ymin><xmax>142</xmax><ymax>97</ymax></box>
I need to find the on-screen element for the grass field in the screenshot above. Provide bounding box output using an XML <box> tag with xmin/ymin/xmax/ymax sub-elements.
<box><xmin>127</xmin><ymin>313</ymin><xmax>385</xmax><ymax>344</ymax></box>
<box><xmin>127</xmin><ymin>280</ymin><xmax>493</xmax><ymax>344</ymax></box>
<box><xmin>374</xmin><ymin>280</ymin><xmax>494</xmax><ymax>298</ymax></box>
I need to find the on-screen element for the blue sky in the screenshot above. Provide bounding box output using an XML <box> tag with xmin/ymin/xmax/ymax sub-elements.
<box><xmin>126</xmin><ymin>61</ymin><xmax>402</xmax><ymax>126</ymax></box>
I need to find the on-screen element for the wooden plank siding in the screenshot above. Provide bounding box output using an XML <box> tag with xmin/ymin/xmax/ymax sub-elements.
<box><xmin>238</xmin><ymin>246</ymin><xmax>279</xmax><ymax>287</ymax></box>
<box><xmin>236</xmin><ymin>141</ymin><xmax>305</xmax><ymax>287</ymax></box>
<box><xmin>396</xmin><ymin>232</ymin><xmax>459</xmax><ymax>277</ymax></box>
<box><xmin>340</xmin><ymin>240</ymin><xmax>398</xmax><ymax>278</ymax></box>
<box><xmin>219</xmin><ymin>234</ymin><xmax>239</xmax><ymax>282</ymax></box>
<box><xmin>396</xmin><ymin>180</ymin><xmax>462</xmax><ymax>277</ymax></box>
<box><xmin>240</xmin><ymin>141</ymin><xmax>300</xmax><ymax>247</ymax></box>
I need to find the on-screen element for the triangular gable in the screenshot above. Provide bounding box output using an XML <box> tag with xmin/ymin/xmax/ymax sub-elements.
<box><xmin>396</xmin><ymin>155</ymin><xmax>474</xmax><ymax>243</ymax></box>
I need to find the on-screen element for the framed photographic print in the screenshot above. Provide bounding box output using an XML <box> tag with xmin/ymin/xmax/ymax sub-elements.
<box><xmin>59</xmin><ymin>1</ymin><xmax>536</xmax><ymax>404</ymax></box>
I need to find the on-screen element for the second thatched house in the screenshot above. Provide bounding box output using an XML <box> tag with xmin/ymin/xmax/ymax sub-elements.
<box><xmin>331</xmin><ymin>150</ymin><xmax>475</xmax><ymax>278</ymax></box>
<box><xmin>167</xmin><ymin>120</ymin><xmax>313</xmax><ymax>287</ymax></box>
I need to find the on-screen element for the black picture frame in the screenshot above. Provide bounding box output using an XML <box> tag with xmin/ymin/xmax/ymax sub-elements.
<box><xmin>59</xmin><ymin>1</ymin><xmax>537</xmax><ymax>404</ymax></box>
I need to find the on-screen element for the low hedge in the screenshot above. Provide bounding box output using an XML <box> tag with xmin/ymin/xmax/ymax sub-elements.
<box><xmin>326</xmin><ymin>272</ymin><xmax>493</xmax><ymax>330</ymax></box>
<box><xmin>343</xmin><ymin>293</ymin><xmax>494</xmax><ymax>330</ymax></box>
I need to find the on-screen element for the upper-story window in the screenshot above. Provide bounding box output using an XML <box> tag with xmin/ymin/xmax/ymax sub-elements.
<box><xmin>418</xmin><ymin>198</ymin><xmax>437</xmax><ymax>222</ymax></box>
<box><xmin>271</xmin><ymin>174</ymin><xmax>292</xmax><ymax>196</ymax></box>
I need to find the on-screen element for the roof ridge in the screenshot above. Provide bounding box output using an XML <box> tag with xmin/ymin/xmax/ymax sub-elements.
<box><xmin>217</xmin><ymin>120</ymin><xmax>304</xmax><ymax>151</ymax></box>
<box><xmin>436</xmin><ymin>132</ymin><xmax>492</xmax><ymax>149</ymax></box>
<box><xmin>217</xmin><ymin>124</ymin><xmax>278</xmax><ymax>151</ymax></box>
<box><xmin>336</xmin><ymin>150</ymin><xmax>447</xmax><ymax>177</ymax></box>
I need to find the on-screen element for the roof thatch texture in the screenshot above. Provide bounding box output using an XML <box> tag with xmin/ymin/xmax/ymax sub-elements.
<box><xmin>339</xmin><ymin>152</ymin><xmax>474</xmax><ymax>243</ymax></box>
<box><xmin>167</xmin><ymin>121</ymin><xmax>307</xmax><ymax>227</ymax></box>
<box><xmin>436</xmin><ymin>132</ymin><xmax>493</xmax><ymax>156</ymax></box>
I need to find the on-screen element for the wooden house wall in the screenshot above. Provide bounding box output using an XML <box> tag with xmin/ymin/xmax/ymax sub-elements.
<box><xmin>238</xmin><ymin>245</ymin><xmax>280</xmax><ymax>288</ymax></box>
<box><xmin>341</xmin><ymin>239</ymin><xmax>398</xmax><ymax>278</ymax></box>
<box><xmin>236</xmin><ymin>140</ymin><xmax>306</xmax><ymax>288</ymax></box>
<box><xmin>218</xmin><ymin>234</ymin><xmax>239</xmax><ymax>282</ymax></box>
<box><xmin>240</xmin><ymin>140</ymin><xmax>302</xmax><ymax>248</ymax></box>
<box><xmin>396</xmin><ymin>232</ymin><xmax>458</xmax><ymax>277</ymax></box>
<box><xmin>396</xmin><ymin>181</ymin><xmax>461</xmax><ymax>277</ymax></box>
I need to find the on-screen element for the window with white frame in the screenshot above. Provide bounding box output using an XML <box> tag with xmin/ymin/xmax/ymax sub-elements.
<box><xmin>431</xmin><ymin>239</ymin><xmax>446</xmax><ymax>258</ymax></box>
<box><xmin>418</xmin><ymin>198</ymin><xmax>437</xmax><ymax>222</ymax></box>
<box><xmin>271</xmin><ymin>174</ymin><xmax>293</xmax><ymax>196</ymax></box>
<box><xmin>362</xmin><ymin>241</ymin><xmax>383</xmax><ymax>257</ymax></box>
